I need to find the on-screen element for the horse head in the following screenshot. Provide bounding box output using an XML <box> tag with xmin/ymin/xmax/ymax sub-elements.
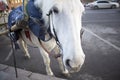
<box><xmin>34</xmin><ymin>0</ymin><xmax>85</xmax><ymax>73</ymax></box>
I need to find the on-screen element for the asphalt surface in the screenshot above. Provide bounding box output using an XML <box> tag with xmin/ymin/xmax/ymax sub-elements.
<box><xmin>0</xmin><ymin>8</ymin><xmax>120</xmax><ymax>80</ymax></box>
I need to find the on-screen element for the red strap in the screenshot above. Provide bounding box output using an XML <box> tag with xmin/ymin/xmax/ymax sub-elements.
<box><xmin>24</xmin><ymin>30</ymin><xmax>32</xmax><ymax>41</ymax></box>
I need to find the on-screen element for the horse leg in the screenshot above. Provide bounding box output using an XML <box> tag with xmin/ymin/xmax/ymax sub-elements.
<box><xmin>57</xmin><ymin>57</ymin><xmax>70</xmax><ymax>76</ymax></box>
<box><xmin>18</xmin><ymin>38</ymin><xmax>30</xmax><ymax>59</ymax></box>
<box><xmin>38</xmin><ymin>45</ymin><xmax>54</xmax><ymax>76</ymax></box>
<box><xmin>52</xmin><ymin>46</ymin><xmax>70</xmax><ymax>76</ymax></box>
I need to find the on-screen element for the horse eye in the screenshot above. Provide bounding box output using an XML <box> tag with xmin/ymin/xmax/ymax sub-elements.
<box><xmin>53</xmin><ymin>7</ymin><xmax>59</xmax><ymax>14</ymax></box>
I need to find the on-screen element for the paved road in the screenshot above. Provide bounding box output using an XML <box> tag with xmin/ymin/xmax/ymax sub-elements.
<box><xmin>0</xmin><ymin>8</ymin><xmax>120</xmax><ymax>80</ymax></box>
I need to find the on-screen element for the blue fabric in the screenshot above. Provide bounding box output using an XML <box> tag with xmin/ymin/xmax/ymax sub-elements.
<box><xmin>27</xmin><ymin>0</ymin><xmax>42</xmax><ymax>20</ymax></box>
<box><xmin>8</xmin><ymin>6</ymin><xmax>24</xmax><ymax>29</ymax></box>
<box><xmin>7</xmin><ymin>6</ymin><xmax>24</xmax><ymax>42</ymax></box>
<box><xmin>27</xmin><ymin>0</ymin><xmax>46</xmax><ymax>40</ymax></box>
<box><xmin>8</xmin><ymin>0</ymin><xmax>46</xmax><ymax>41</ymax></box>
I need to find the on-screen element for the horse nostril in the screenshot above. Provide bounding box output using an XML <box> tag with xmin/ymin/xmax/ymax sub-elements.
<box><xmin>66</xmin><ymin>59</ymin><xmax>71</xmax><ymax>68</ymax></box>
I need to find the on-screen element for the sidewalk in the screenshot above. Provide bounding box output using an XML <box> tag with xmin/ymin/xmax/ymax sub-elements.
<box><xmin>0</xmin><ymin>64</ymin><xmax>66</xmax><ymax>80</ymax></box>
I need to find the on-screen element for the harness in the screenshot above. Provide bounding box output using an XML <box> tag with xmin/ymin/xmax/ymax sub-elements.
<box><xmin>44</xmin><ymin>9</ymin><xmax>63</xmax><ymax>58</ymax></box>
<box><xmin>47</xmin><ymin>10</ymin><xmax>63</xmax><ymax>55</ymax></box>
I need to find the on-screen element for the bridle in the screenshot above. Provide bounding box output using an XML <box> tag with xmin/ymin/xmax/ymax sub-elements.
<box><xmin>47</xmin><ymin>9</ymin><xmax>62</xmax><ymax>49</ymax></box>
<box><xmin>46</xmin><ymin>8</ymin><xmax>84</xmax><ymax>59</ymax></box>
<box><xmin>40</xmin><ymin>9</ymin><xmax>63</xmax><ymax>58</ymax></box>
<box><xmin>47</xmin><ymin>10</ymin><xmax>67</xmax><ymax>70</ymax></box>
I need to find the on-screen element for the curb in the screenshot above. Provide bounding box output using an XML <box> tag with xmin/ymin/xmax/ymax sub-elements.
<box><xmin>0</xmin><ymin>64</ymin><xmax>66</xmax><ymax>80</ymax></box>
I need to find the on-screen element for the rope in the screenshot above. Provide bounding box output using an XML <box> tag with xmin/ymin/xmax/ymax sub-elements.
<box><xmin>23</xmin><ymin>0</ymin><xmax>28</xmax><ymax>21</ymax></box>
<box><xmin>9</xmin><ymin>33</ymin><xmax>18</xmax><ymax>78</ymax></box>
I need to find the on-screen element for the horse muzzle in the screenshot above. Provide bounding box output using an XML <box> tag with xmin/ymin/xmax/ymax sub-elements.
<box><xmin>65</xmin><ymin>59</ymin><xmax>83</xmax><ymax>73</ymax></box>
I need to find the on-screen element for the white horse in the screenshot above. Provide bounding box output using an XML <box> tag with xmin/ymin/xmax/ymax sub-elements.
<box><xmin>8</xmin><ymin>0</ymin><xmax>85</xmax><ymax>76</ymax></box>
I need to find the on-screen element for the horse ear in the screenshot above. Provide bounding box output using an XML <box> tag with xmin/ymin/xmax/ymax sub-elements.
<box><xmin>79</xmin><ymin>2</ymin><xmax>85</xmax><ymax>14</ymax></box>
